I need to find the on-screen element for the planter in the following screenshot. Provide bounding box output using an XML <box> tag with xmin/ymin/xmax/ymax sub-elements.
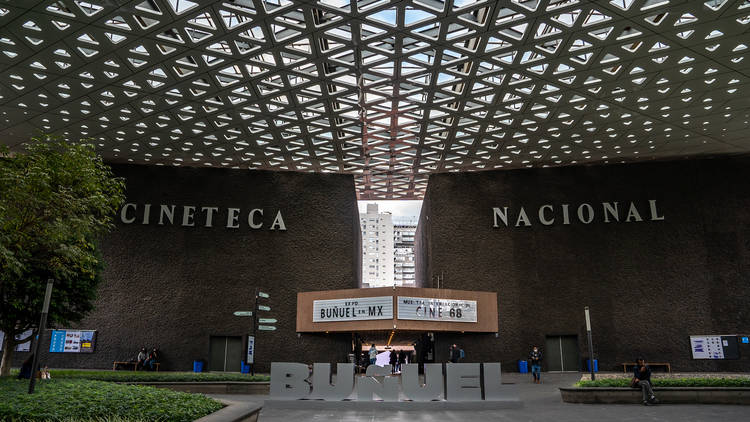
<box><xmin>193</xmin><ymin>399</ymin><xmax>262</xmax><ymax>422</ymax></box>
<box><xmin>125</xmin><ymin>381</ymin><xmax>270</xmax><ymax>395</ymax></box>
<box><xmin>560</xmin><ymin>387</ymin><xmax>750</xmax><ymax>405</ymax></box>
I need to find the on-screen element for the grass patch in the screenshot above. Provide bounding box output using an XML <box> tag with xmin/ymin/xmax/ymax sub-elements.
<box><xmin>576</xmin><ymin>377</ymin><xmax>750</xmax><ymax>388</ymax></box>
<box><xmin>0</xmin><ymin>378</ymin><xmax>222</xmax><ymax>422</ymax></box>
<box><xmin>48</xmin><ymin>370</ymin><xmax>269</xmax><ymax>383</ymax></box>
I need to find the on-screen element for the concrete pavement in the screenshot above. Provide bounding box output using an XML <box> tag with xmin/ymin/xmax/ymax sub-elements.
<box><xmin>210</xmin><ymin>372</ymin><xmax>749</xmax><ymax>422</ymax></box>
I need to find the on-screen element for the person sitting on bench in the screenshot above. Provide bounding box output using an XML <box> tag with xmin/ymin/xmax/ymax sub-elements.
<box><xmin>136</xmin><ymin>347</ymin><xmax>148</xmax><ymax>370</ymax></box>
<box><xmin>631</xmin><ymin>357</ymin><xmax>659</xmax><ymax>405</ymax></box>
<box><xmin>144</xmin><ymin>348</ymin><xmax>160</xmax><ymax>371</ymax></box>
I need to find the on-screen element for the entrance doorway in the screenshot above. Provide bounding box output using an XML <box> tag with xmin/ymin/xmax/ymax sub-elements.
<box><xmin>209</xmin><ymin>336</ymin><xmax>242</xmax><ymax>372</ymax></box>
<box><xmin>545</xmin><ymin>335</ymin><xmax>579</xmax><ymax>372</ymax></box>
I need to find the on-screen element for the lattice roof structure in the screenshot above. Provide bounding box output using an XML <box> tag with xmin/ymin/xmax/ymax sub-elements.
<box><xmin>0</xmin><ymin>0</ymin><xmax>748</xmax><ymax>199</ymax></box>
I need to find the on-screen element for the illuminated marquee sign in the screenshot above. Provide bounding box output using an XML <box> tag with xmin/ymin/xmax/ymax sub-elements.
<box><xmin>397</xmin><ymin>297</ymin><xmax>477</xmax><ymax>323</ymax></box>
<box><xmin>313</xmin><ymin>296</ymin><xmax>393</xmax><ymax>322</ymax></box>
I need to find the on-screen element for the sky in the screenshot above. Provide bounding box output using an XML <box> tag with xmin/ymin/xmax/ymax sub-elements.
<box><xmin>357</xmin><ymin>200</ymin><xmax>422</xmax><ymax>219</ymax></box>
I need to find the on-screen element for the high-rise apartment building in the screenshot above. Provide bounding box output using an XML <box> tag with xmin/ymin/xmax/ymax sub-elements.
<box><xmin>360</xmin><ymin>204</ymin><xmax>394</xmax><ymax>287</ymax></box>
<box><xmin>393</xmin><ymin>217</ymin><xmax>417</xmax><ymax>287</ymax></box>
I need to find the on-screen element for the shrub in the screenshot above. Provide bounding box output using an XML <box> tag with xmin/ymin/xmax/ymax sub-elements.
<box><xmin>0</xmin><ymin>378</ymin><xmax>222</xmax><ymax>422</ymax></box>
<box><xmin>48</xmin><ymin>370</ymin><xmax>269</xmax><ymax>383</ymax></box>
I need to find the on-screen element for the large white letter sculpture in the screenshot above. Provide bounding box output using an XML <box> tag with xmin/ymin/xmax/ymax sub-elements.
<box><xmin>309</xmin><ymin>363</ymin><xmax>354</xmax><ymax>400</ymax></box>
<box><xmin>401</xmin><ymin>363</ymin><xmax>443</xmax><ymax>401</ymax></box>
<box><xmin>270</xmin><ymin>362</ymin><xmax>511</xmax><ymax>402</ymax></box>
<box><xmin>446</xmin><ymin>363</ymin><xmax>482</xmax><ymax>401</ymax></box>
<box><xmin>270</xmin><ymin>363</ymin><xmax>310</xmax><ymax>399</ymax></box>
<box><xmin>356</xmin><ymin>363</ymin><xmax>399</xmax><ymax>401</ymax></box>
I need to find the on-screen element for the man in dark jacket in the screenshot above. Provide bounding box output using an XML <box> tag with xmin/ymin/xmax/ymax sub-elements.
<box><xmin>449</xmin><ymin>344</ymin><xmax>460</xmax><ymax>363</ymax></box>
<box><xmin>529</xmin><ymin>346</ymin><xmax>542</xmax><ymax>383</ymax></box>
<box><xmin>632</xmin><ymin>358</ymin><xmax>659</xmax><ymax>405</ymax></box>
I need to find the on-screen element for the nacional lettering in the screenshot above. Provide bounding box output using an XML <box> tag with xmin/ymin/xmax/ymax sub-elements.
<box><xmin>119</xmin><ymin>203</ymin><xmax>286</xmax><ymax>230</ymax></box>
<box><xmin>492</xmin><ymin>200</ymin><xmax>665</xmax><ymax>228</ymax></box>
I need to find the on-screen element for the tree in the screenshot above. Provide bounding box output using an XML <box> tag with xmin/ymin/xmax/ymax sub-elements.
<box><xmin>0</xmin><ymin>136</ymin><xmax>125</xmax><ymax>376</ymax></box>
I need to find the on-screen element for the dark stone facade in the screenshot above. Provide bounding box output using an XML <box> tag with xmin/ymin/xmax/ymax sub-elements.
<box><xmin>22</xmin><ymin>164</ymin><xmax>361</xmax><ymax>372</ymax></box>
<box><xmin>417</xmin><ymin>157</ymin><xmax>750</xmax><ymax>372</ymax></box>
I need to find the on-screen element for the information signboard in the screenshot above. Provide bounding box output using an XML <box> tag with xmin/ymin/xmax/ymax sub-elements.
<box><xmin>313</xmin><ymin>296</ymin><xmax>393</xmax><ymax>322</ymax></box>
<box><xmin>690</xmin><ymin>335</ymin><xmax>739</xmax><ymax>359</ymax></box>
<box><xmin>397</xmin><ymin>297</ymin><xmax>477</xmax><ymax>323</ymax></box>
<box><xmin>0</xmin><ymin>330</ymin><xmax>32</xmax><ymax>352</ymax></box>
<box><xmin>49</xmin><ymin>330</ymin><xmax>97</xmax><ymax>353</ymax></box>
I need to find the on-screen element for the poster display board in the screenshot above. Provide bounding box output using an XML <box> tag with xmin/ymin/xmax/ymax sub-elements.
<box><xmin>0</xmin><ymin>330</ymin><xmax>32</xmax><ymax>352</ymax></box>
<box><xmin>690</xmin><ymin>335</ymin><xmax>740</xmax><ymax>359</ymax></box>
<box><xmin>397</xmin><ymin>296</ymin><xmax>477</xmax><ymax>323</ymax></box>
<box><xmin>49</xmin><ymin>330</ymin><xmax>96</xmax><ymax>353</ymax></box>
<box><xmin>313</xmin><ymin>296</ymin><xmax>393</xmax><ymax>322</ymax></box>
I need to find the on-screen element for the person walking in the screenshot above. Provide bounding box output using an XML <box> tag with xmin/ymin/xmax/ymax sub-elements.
<box><xmin>529</xmin><ymin>345</ymin><xmax>543</xmax><ymax>383</ymax></box>
<box><xmin>631</xmin><ymin>357</ymin><xmax>659</xmax><ymax>405</ymax></box>
<box><xmin>449</xmin><ymin>344</ymin><xmax>460</xmax><ymax>363</ymax></box>
<box><xmin>369</xmin><ymin>344</ymin><xmax>378</xmax><ymax>366</ymax></box>
<box><xmin>397</xmin><ymin>350</ymin><xmax>405</xmax><ymax>372</ymax></box>
<box><xmin>389</xmin><ymin>349</ymin><xmax>398</xmax><ymax>374</ymax></box>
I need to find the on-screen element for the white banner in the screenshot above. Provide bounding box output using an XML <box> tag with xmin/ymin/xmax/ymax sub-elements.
<box><xmin>247</xmin><ymin>335</ymin><xmax>255</xmax><ymax>364</ymax></box>
<box><xmin>313</xmin><ymin>296</ymin><xmax>393</xmax><ymax>322</ymax></box>
<box><xmin>397</xmin><ymin>297</ymin><xmax>477</xmax><ymax>323</ymax></box>
<box><xmin>0</xmin><ymin>330</ymin><xmax>32</xmax><ymax>352</ymax></box>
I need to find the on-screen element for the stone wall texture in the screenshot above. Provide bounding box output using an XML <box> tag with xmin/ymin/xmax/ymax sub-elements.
<box><xmin>417</xmin><ymin>157</ymin><xmax>750</xmax><ymax>372</ymax></box>
<box><xmin>23</xmin><ymin>164</ymin><xmax>361</xmax><ymax>372</ymax></box>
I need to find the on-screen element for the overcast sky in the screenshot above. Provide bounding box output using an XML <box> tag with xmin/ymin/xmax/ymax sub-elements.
<box><xmin>357</xmin><ymin>200</ymin><xmax>422</xmax><ymax>218</ymax></box>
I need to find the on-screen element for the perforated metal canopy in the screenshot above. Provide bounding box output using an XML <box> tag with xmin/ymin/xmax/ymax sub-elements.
<box><xmin>0</xmin><ymin>0</ymin><xmax>748</xmax><ymax>199</ymax></box>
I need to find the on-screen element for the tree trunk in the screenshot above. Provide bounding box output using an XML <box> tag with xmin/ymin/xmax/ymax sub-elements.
<box><xmin>0</xmin><ymin>333</ymin><xmax>14</xmax><ymax>376</ymax></box>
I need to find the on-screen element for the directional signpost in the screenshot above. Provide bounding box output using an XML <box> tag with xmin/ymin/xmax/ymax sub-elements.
<box><xmin>233</xmin><ymin>288</ymin><xmax>276</xmax><ymax>376</ymax></box>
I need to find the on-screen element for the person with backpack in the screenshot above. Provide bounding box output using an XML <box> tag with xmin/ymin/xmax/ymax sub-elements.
<box><xmin>449</xmin><ymin>344</ymin><xmax>464</xmax><ymax>363</ymax></box>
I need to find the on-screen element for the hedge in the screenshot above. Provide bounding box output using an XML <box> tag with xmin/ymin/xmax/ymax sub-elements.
<box><xmin>0</xmin><ymin>378</ymin><xmax>222</xmax><ymax>422</ymax></box>
<box><xmin>46</xmin><ymin>370</ymin><xmax>269</xmax><ymax>383</ymax></box>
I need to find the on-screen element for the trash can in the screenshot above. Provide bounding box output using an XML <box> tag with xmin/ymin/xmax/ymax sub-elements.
<box><xmin>518</xmin><ymin>359</ymin><xmax>528</xmax><ymax>373</ymax></box>
<box><xmin>586</xmin><ymin>359</ymin><xmax>598</xmax><ymax>372</ymax></box>
<box><xmin>193</xmin><ymin>360</ymin><xmax>204</xmax><ymax>373</ymax></box>
<box><xmin>241</xmin><ymin>361</ymin><xmax>250</xmax><ymax>374</ymax></box>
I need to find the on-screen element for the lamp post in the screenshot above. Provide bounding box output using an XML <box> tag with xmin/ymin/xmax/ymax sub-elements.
<box><xmin>585</xmin><ymin>306</ymin><xmax>595</xmax><ymax>381</ymax></box>
<box><xmin>29</xmin><ymin>279</ymin><xmax>54</xmax><ymax>394</ymax></box>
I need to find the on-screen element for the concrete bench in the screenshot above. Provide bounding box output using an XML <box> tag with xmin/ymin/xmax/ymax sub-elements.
<box><xmin>560</xmin><ymin>387</ymin><xmax>750</xmax><ymax>404</ymax></box>
<box><xmin>112</xmin><ymin>361</ymin><xmax>160</xmax><ymax>371</ymax></box>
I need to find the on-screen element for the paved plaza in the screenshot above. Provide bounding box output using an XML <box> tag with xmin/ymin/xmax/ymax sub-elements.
<box><xmin>211</xmin><ymin>373</ymin><xmax>748</xmax><ymax>422</ymax></box>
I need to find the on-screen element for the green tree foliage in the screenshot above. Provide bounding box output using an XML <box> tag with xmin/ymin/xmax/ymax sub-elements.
<box><xmin>0</xmin><ymin>136</ymin><xmax>125</xmax><ymax>375</ymax></box>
